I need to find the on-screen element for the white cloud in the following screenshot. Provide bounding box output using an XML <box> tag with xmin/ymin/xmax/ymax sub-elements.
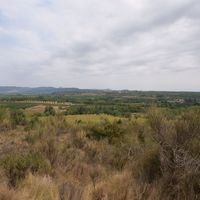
<box><xmin>0</xmin><ymin>0</ymin><xmax>199</xmax><ymax>90</ymax></box>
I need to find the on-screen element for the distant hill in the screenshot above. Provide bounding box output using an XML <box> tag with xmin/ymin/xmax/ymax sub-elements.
<box><xmin>0</xmin><ymin>86</ymin><xmax>83</xmax><ymax>94</ymax></box>
<box><xmin>0</xmin><ymin>86</ymin><xmax>200</xmax><ymax>96</ymax></box>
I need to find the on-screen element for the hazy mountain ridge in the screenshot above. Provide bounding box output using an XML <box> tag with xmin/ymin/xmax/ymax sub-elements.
<box><xmin>0</xmin><ymin>86</ymin><xmax>200</xmax><ymax>96</ymax></box>
<box><xmin>0</xmin><ymin>86</ymin><xmax>83</xmax><ymax>94</ymax></box>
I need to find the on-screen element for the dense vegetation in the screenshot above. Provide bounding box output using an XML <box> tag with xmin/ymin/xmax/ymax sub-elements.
<box><xmin>1</xmin><ymin>90</ymin><xmax>200</xmax><ymax>116</ymax></box>
<box><xmin>0</xmin><ymin>91</ymin><xmax>200</xmax><ymax>199</ymax></box>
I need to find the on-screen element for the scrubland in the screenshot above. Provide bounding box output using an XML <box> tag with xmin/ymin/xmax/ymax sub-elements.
<box><xmin>0</xmin><ymin>105</ymin><xmax>199</xmax><ymax>200</ymax></box>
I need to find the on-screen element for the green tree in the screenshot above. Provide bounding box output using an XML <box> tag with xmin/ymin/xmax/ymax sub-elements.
<box><xmin>10</xmin><ymin>109</ymin><xmax>26</xmax><ymax>128</ymax></box>
<box><xmin>44</xmin><ymin>106</ymin><xmax>56</xmax><ymax>116</ymax></box>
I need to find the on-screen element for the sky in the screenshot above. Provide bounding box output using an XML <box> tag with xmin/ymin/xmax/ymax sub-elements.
<box><xmin>0</xmin><ymin>0</ymin><xmax>200</xmax><ymax>91</ymax></box>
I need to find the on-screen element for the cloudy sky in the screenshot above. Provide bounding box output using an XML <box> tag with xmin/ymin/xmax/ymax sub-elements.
<box><xmin>0</xmin><ymin>0</ymin><xmax>200</xmax><ymax>90</ymax></box>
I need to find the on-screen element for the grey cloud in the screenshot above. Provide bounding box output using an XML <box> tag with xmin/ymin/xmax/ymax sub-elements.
<box><xmin>110</xmin><ymin>0</ymin><xmax>199</xmax><ymax>43</ymax></box>
<box><xmin>0</xmin><ymin>0</ymin><xmax>200</xmax><ymax>90</ymax></box>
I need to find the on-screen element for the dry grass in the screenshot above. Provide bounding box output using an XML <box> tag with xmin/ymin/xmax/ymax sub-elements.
<box><xmin>0</xmin><ymin>184</ymin><xmax>21</xmax><ymax>200</ymax></box>
<box><xmin>25</xmin><ymin>105</ymin><xmax>46</xmax><ymax>115</ymax></box>
<box><xmin>0</xmin><ymin>127</ymin><xmax>28</xmax><ymax>157</ymax></box>
<box><xmin>25</xmin><ymin>105</ymin><xmax>61</xmax><ymax>115</ymax></box>
<box><xmin>19</xmin><ymin>174</ymin><xmax>59</xmax><ymax>200</ymax></box>
<box><xmin>65</xmin><ymin>114</ymin><xmax>120</xmax><ymax>125</ymax></box>
<box><xmin>0</xmin><ymin>107</ymin><xmax>200</xmax><ymax>200</ymax></box>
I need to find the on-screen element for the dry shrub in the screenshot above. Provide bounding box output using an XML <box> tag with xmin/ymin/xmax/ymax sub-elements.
<box><xmin>132</xmin><ymin>147</ymin><xmax>161</xmax><ymax>183</ymax></box>
<box><xmin>53</xmin><ymin>115</ymin><xmax>68</xmax><ymax>135</ymax></box>
<box><xmin>19</xmin><ymin>174</ymin><xmax>59</xmax><ymax>200</ymax></box>
<box><xmin>95</xmin><ymin>141</ymin><xmax>132</xmax><ymax>171</ymax></box>
<box><xmin>37</xmin><ymin>136</ymin><xmax>59</xmax><ymax>167</ymax></box>
<box><xmin>71</xmin><ymin>131</ymin><xmax>87</xmax><ymax>149</ymax></box>
<box><xmin>41</xmin><ymin>115</ymin><xmax>68</xmax><ymax>136</ymax></box>
<box><xmin>1</xmin><ymin>152</ymin><xmax>50</xmax><ymax>187</ymax></box>
<box><xmin>148</xmin><ymin>108</ymin><xmax>200</xmax><ymax>200</ymax></box>
<box><xmin>32</xmin><ymin>125</ymin><xmax>60</xmax><ymax>167</ymax></box>
<box><xmin>0</xmin><ymin>184</ymin><xmax>21</xmax><ymax>200</ymax></box>
<box><xmin>91</xmin><ymin>171</ymin><xmax>132</xmax><ymax>200</ymax></box>
<box><xmin>91</xmin><ymin>172</ymin><xmax>161</xmax><ymax>200</ymax></box>
<box><xmin>61</xmin><ymin>145</ymin><xmax>86</xmax><ymax>171</ymax></box>
<box><xmin>84</xmin><ymin>141</ymin><xmax>99</xmax><ymax>163</ymax></box>
<box><xmin>86</xmin><ymin>141</ymin><xmax>111</xmax><ymax>167</ymax></box>
<box><xmin>60</xmin><ymin>146</ymin><xmax>92</xmax><ymax>182</ymax></box>
<box><xmin>0</xmin><ymin>108</ymin><xmax>12</xmax><ymax>132</ymax></box>
<box><xmin>59</xmin><ymin>181</ymin><xmax>83</xmax><ymax>200</ymax></box>
<box><xmin>68</xmin><ymin>162</ymin><xmax>105</xmax><ymax>185</ymax></box>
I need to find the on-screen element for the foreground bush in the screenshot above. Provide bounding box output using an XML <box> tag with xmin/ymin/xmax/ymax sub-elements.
<box><xmin>0</xmin><ymin>108</ymin><xmax>12</xmax><ymax>131</ymax></box>
<box><xmin>0</xmin><ymin>184</ymin><xmax>21</xmax><ymax>200</ymax></box>
<box><xmin>87</xmin><ymin>119</ymin><xmax>128</xmax><ymax>144</ymax></box>
<box><xmin>0</xmin><ymin>106</ymin><xmax>200</xmax><ymax>200</ymax></box>
<box><xmin>1</xmin><ymin>152</ymin><xmax>50</xmax><ymax>187</ymax></box>
<box><xmin>133</xmin><ymin>148</ymin><xmax>161</xmax><ymax>183</ymax></box>
<box><xmin>148</xmin><ymin>108</ymin><xmax>200</xmax><ymax>199</ymax></box>
<box><xmin>20</xmin><ymin>174</ymin><xmax>59</xmax><ymax>200</ymax></box>
<box><xmin>10</xmin><ymin>109</ymin><xmax>26</xmax><ymax>128</ymax></box>
<box><xmin>44</xmin><ymin>106</ymin><xmax>56</xmax><ymax>116</ymax></box>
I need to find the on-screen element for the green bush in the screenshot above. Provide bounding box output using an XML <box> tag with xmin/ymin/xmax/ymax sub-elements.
<box><xmin>133</xmin><ymin>149</ymin><xmax>161</xmax><ymax>183</ymax></box>
<box><xmin>10</xmin><ymin>109</ymin><xmax>26</xmax><ymax>128</ymax></box>
<box><xmin>44</xmin><ymin>106</ymin><xmax>56</xmax><ymax>116</ymax></box>
<box><xmin>1</xmin><ymin>152</ymin><xmax>50</xmax><ymax>187</ymax></box>
<box><xmin>24</xmin><ymin>115</ymin><xmax>39</xmax><ymax>131</ymax></box>
<box><xmin>0</xmin><ymin>108</ymin><xmax>11</xmax><ymax>131</ymax></box>
<box><xmin>87</xmin><ymin>120</ymin><xmax>126</xmax><ymax>144</ymax></box>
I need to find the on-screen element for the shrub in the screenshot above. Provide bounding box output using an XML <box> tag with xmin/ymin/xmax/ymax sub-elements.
<box><xmin>0</xmin><ymin>184</ymin><xmax>21</xmax><ymax>200</ymax></box>
<box><xmin>39</xmin><ymin>137</ymin><xmax>59</xmax><ymax>166</ymax></box>
<box><xmin>92</xmin><ymin>172</ymin><xmax>132</xmax><ymax>200</ymax></box>
<box><xmin>24</xmin><ymin>132</ymin><xmax>39</xmax><ymax>145</ymax></box>
<box><xmin>133</xmin><ymin>148</ymin><xmax>161</xmax><ymax>183</ymax></box>
<box><xmin>19</xmin><ymin>174</ymin><xmax>59</xmax><ymax>200</ymax></box>
<box><xmin>71</xmin><ymin>131</ymin><xmax>87</xmax><ymax>149</ymax></box>
<box><xmin>0</xmin><ymin>108</ymin><xmax>11</xmax><ymax>131</ymax></box>
<box><xmin>10</xmin><ymin>109</ymin><xmax>26</xmax><ymax>128</ymax></box>
<box><xmin>24</xmin><ymin>115</ymin><xmax>39</xmax><ymax>131</ymax></box>
<box><xmin>106</xmin><ymin>145</ymin><xmax>130</xmax><ymax>171</ymax></box>
<box><xmin>1</xmin><ymin>152</ymin><xmax>50</xmax><ymax>187</ymax></box>
<box><xmin>87</xmin><ymin>120</ymin><xmax>126</xmax><ymax>144</ymax></box>
<box><xmin>44</xmin><ymin>106</ymin><xmax>56</xmax><ymax>116</ymax></box>
<box><xmin>148</xmin><ymin>108</ymin><xmax>200</xmax><ymax>199</ymax></box>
